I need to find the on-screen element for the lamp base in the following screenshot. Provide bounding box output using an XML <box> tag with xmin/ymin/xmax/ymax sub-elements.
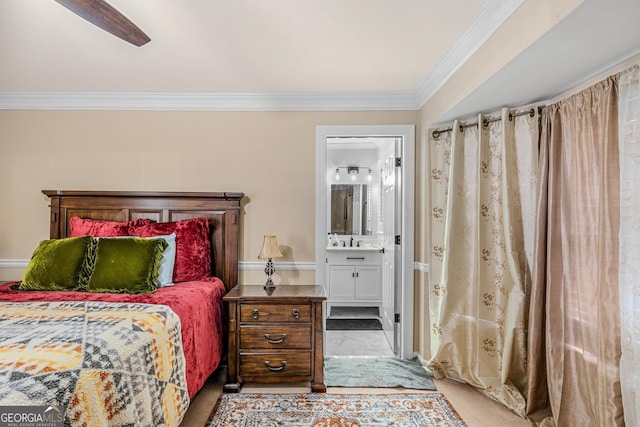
<box><xmin>264</xmin><ymin>258</ymin><xmax>276</xmax><ymax>290</ymax></box>
<box><xmin>264</xmin><ymin>277</ymin><xmax>276</xmax><ymax>290</ymax></box>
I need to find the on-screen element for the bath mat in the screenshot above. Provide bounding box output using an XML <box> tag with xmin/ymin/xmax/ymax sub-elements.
<box><xmin>324</xmin><ymin>356</ymin><xmax>436</xmax><ymax>390</ymax></box>
<box><xmin>325</xmin><ymin>318</ymin><xmax>382</xmax><ymax>330</ymax></box>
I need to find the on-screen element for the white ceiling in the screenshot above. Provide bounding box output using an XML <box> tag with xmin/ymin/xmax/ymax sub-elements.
<box><xmin>0</xmin><ymin>0</ymin><xmax>489</xmax><ymax>93</ymax></box>
<box><xmin>1</xmin><ymin>0</ymin><xmax>639</xmax><ymax>121</ymax></box>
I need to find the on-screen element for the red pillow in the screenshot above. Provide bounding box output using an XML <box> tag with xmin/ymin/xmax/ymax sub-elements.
<box><xmin>128</xmin><ymin>218</ymin><xmax>211</xmax><ymax>283</ymax></box>
<box><xmin>70</xmin><ymin>217</ymin><xmax>154</xmax><ymax>238</ymax></box>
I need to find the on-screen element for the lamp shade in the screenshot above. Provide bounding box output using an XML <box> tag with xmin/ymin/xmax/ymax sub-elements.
<box><xmin>258</xmin><ymin>235</ymin><xmax>283</xmax><ymax>259</ymax></box>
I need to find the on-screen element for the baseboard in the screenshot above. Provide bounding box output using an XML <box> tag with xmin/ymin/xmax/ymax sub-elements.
<box><xmin>0</xmin><ymin>259</ymin><xmax>318</xmax><ymax>271</ymax></box>
<box><xmin>2</xmin><ymin>259</ymin><xmax>430</xmax><ymax>272</ymax></box>
<box><xmin>0</xmin><ymin>260</ymin><xmax>27</xmax><ymax>268</ymax></box>
<box><xmin>414</xmin><ymin>262</ymin><xmax>430</xmax><ymax>273</ymax></box>
<box><xmin>239</xmin><ymin>261</ymin><xmax>316</xmax><ymax>271</ymax></box>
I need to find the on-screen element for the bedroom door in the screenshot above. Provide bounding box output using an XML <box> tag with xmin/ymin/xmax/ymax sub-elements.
<box><xmin>380</xmin><ymin>143</ymin><xmax>397</xmax><ymax>353</ymax></box>
<box><xmin>380</xmin><ymin>137</ymin><xmax>403</xmax><ymax>355</ymax></box>
<box><xmin>316</xmin><ymin>125</ymin><xmax>414</xmax><ymax>359</ymax></box>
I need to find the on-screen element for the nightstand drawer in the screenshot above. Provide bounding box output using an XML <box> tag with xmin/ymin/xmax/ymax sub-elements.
<box><xmin>240</xmin><ymin>304</ymin><xmax>311</xmax><ymax>323</ymax></box>
<box><xmin>240</xmin><ymin>325</ymin><xmax>311</xmax><ymax>350</ymax></box>
<box><xmin>240</xmin><ymin>352</ymin><xmax>311</xmax><ymax>377</ymax></box>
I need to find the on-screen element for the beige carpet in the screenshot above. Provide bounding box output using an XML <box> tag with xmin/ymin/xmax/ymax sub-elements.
<box><xmin>179</xmin><ymin>369</ymin><xmax>530</xmax><ymax>427</ymax></box>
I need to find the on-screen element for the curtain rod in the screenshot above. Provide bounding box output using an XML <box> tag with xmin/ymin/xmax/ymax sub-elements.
<box><xmin>431</xmin><ymin>108</ymin><xmax>539</xmax><ymax>140</ymax></box>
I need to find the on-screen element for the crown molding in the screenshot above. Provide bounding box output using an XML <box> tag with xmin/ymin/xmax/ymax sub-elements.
<box><xmin>0</xmin><ymin>91</ymin><xmax>421</xmax><ymax>112</ymax></box>
<box><xmin>416</xmin><ymin>0</ymin><xmax>525</xmax><ymax>107</ymax></box>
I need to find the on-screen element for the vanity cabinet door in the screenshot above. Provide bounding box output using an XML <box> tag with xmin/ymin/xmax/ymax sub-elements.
<box><xmin>328</xmin><ymin>265</ymin><xmax>356</xmax><ymax>301</ymax></box>
<box><xmin>355</xmin><ymin>265</ymin><xmax>382</xmax><ymax>300</ymax></box>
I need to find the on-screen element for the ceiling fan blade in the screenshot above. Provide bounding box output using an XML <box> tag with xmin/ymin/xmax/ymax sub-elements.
<box><xmin>55</xmin><ymin>0</ymin><xmax>151</xmax><ymax>46</ymax></box>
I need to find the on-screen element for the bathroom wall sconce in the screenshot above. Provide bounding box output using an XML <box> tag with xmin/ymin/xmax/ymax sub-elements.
<box><xmin>334</xmin><ymin>166</ymin><xmax>373</xmax><ymax>182</ymax></box>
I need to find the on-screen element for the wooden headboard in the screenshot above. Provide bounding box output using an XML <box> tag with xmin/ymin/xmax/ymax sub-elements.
<box><xmin>42</xmin><ymin>190</ymin><xmax>244</xmax><ymax>291</ymax></box>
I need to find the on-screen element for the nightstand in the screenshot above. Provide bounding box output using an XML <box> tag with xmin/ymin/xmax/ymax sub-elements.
<box><xmin>223</xmin><ymin>285</ymin><xmax>327</xmax><ymax>393</ymax></box>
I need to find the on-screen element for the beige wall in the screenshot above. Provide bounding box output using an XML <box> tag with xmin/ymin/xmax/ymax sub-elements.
<box><xmin>0</xmin><ymin>110</ymin><xmax>417</xmax><ymax>284</ymax></box>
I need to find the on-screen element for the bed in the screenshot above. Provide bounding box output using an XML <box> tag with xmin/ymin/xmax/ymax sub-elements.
<box><xmin>0</xmin><ymin>190</ymin><xmax>243</xmax><ymax>427</ymax></box>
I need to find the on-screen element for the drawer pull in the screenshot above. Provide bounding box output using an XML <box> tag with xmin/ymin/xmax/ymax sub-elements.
<box><xmin>252</xmin><ymin>309</ymin><xmax>259</xmax><ymax>319</ymax></box>
<box><xmin>346</xmin><ymin>256</ymin><xmax>365</xmax><ymax>260</ymax></box>
<box><xmin>264</xmin><ymin>360</ymin><xmax>287</xmax><ymax>371</ymax></box>
<box><xmin>264</xmin><ymin>333</ymin><xmax>287</xmax><ymax>344</ymax></box>
<box><xmin>292</xmin><ymin>308</ymin><xmax>300</xmax><ymax>319</ymax></box>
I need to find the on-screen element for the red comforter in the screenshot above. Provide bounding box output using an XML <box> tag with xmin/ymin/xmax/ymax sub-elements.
<box><xmin>0</xmin><ymin>277</ymin><xmax>226</xmax><ymax>398</ymax></box>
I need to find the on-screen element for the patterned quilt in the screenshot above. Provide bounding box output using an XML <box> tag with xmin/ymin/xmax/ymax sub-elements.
<box><xmin>0</xmin><ymin>301</ymin><xmax>190</xmax><ymax>427</ymax></box>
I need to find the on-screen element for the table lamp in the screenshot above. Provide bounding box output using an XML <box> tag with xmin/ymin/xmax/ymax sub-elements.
<box><xmin>258</xmin><ymin>235</ymin><xmax>283</xmax><ymax>290</ymax></box>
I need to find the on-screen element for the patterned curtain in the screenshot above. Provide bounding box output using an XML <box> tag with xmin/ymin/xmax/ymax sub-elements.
<box><xmin>619</xmin><ymin>65</ymin><xmax>640</xmax><ymax>427</ymax></box>
<box><xmin>428</xmin><ymin>108</ymin><xmax>539</xmax><ymax>416</ymax></box>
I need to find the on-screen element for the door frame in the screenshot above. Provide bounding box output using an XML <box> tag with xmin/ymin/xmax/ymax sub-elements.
<box><xmin>315</xmin><ymin>124</ymin><xmax>415</xmax><ymax>359</ymax></box>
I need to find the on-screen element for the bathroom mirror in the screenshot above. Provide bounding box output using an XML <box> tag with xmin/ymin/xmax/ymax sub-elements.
<box><xmin>330</xmin><ymin>184</ymin><xmax>371</xmax><ymax>235</ymax></box>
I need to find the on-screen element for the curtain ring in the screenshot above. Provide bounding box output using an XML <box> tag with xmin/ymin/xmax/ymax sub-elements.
<box><xmin>508</xmin><ymin>112</ymin><xmax>513</xmax><ymax>121</ymax></box>
<box><xmin>459</xmin><ymin>124</ymin><xmax>464</xmax><ymax>133</ymax></box>
<box><xmin>529</xmin><ymin>108</ymin><xmax>535</xmax><ymax>117</ymax></box>
<box><xmin>432</xmin><ymin>130</ymin><xmax>441</xmax><ymax>139</ymax></box>
<box><xmin>482</xmin><ymin>118</ymin><xmax>489</xmax><ymax>128</ymax></box>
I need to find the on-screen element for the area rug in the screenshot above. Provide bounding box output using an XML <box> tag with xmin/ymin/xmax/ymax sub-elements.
<box><xmin>325</xmin><ymin>318</ymin><xmax>382</xmax><ymax>330</ymax></box>
<box><xmin>325</xmin><ymin>356</ymin><xmax>436</xmax><ymax>390</ymax></box>
<box><xmin>205</xmin><ymin>393</ymin><xmax>467</xmax><ymax>426</ymax></box>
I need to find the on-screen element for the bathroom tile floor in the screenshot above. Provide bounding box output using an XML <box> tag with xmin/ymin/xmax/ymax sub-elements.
<box><xmin>325</xmin><ymin>330</ymin><xmax>395</xmax><ymax>357</ymax></box>
<box><xmin>325</xmin><ymin>305</ymin><xmax>394</xmax><ymax>357</ymax></box>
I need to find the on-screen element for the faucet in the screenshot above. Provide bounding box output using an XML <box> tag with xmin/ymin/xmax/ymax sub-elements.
<box><xmin>350</xmin><ymin>236</ymin><xmax>353</xmax><ymax>247</ymax></box>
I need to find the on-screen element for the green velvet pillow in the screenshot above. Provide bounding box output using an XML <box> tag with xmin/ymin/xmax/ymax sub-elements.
<box><xmin>17</xmin><ymin>236</ymin><xmax>96</xmax><ymax>291</ymax></box>
<box><xmin>86</xmin><ymin>237</ymin><xmax>168</xmax><ymax>294</ymax></box>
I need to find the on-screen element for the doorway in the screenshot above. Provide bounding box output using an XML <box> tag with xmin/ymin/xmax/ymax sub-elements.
<box><xmin>315</xmin><ymin>125</ymin><xmax>414</xmax><ymax>359</ymax></box>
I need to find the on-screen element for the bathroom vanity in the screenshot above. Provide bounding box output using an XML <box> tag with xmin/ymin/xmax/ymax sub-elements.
<box><xmin>325</xmin><ymin>246</ymin><xmax>383</xmax><ymax>316</ymax></box>
<box><xmin>326</xmin><ymin>165</ymin><xmax>383</xmax><ymax>317</ymax></box>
